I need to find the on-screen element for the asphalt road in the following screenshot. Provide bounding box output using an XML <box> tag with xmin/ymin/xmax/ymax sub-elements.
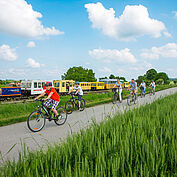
<box><xmin>0</xmin><ymin>87</ymin><xmax>177</xmax><ymax>163</ymax></box>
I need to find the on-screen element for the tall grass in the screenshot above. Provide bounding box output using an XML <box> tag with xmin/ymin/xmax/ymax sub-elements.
<box><xmin>0</xmin><ymin>92</ymin><xmax>177</xmax><ymax>176</ymax></box>
<box><xmin>0</xmin><ymin>85</ymin><xmax>176</xmax><ymax>126</ymax></box>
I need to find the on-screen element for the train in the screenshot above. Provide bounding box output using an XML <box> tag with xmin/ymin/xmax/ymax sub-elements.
<box><xmin>0</xmin><ymin>79</ymin><xmax>129</xmax><ymax>100</ymax></box>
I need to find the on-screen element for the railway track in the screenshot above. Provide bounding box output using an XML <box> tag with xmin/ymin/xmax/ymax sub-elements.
<box><xmin>0</xmin><ymin>90</ymin><xmax>111</xmax><ymax>104</ymax></box>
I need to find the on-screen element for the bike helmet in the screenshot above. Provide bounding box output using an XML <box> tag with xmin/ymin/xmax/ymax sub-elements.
<box><xmin>45</xmin><ymin>82</ymin><xmax>52</xmax><ymax>86</ymax></box>
<box><xmin>75</xmin><ymin>81</ymin><xmax>79</xmax><ymax>84</ymax></box>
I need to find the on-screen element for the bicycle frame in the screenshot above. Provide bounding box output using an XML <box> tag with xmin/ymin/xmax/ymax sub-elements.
<box><xmin>37</xmin><ymin>100</ymin><xmax>53</xmax><ymax>119</ymax></box>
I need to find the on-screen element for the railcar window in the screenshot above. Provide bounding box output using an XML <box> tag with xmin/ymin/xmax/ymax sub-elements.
<box><xmin>38</xmin><ymin>82</ymin><xmax>41</xmax><ymax>88</ymax></box>
<box><xmin>62</xmin><ymin>82</ymin><xmax>65</xmax><ymax>87</ymax></box>
<box><xmin>21</xmin><ymin>83</ymin><xmax>26</xmax><ymax>88</ymax></box>
<box><xmin>69</xmin><ymin>83</ymin><xmax>73</xmax><ymax>87</ymax></box>
<box><xmin>34</xmin><ymin>82</ymin><xmax>37</xmax><ymax>88</ymax></box>
<box><xmin>27</xmin><ymin>83</ymin><xmax>31</xmax><ymax>88</ymax></box>
<box><xmin>55</xmin><ymin>82</ymin><xmax>59</xmax><ymax>87</ymax></box>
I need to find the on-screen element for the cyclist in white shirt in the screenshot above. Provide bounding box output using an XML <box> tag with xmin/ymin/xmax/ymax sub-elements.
<box><xmin>150</xmin><ymin>80</ymin><xmax>156</xmax><ymax>92</ymax></box>
<box><xmin>113</xmin><ymin>79</ymin><xmax>123</xmax><ymax>102</ymax></box>
<box><xmin>69</xmin><ymin>81</ymin><xmax>83</xmax><ymax>110</ymax></box>
<box><xmin>139</xmin><ymin>80</ymin><xmax>146</xmax><ymax>94</ymax></box>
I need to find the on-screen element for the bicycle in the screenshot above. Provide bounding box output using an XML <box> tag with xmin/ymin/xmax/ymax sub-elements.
<box><xmin>112</xmin><ymin>88</ymin><xmax>122</xmax><ymax>104</ymax></box>
<box><xmin>65</xmin><ymin>92</ymin><xmax>86</xmax><ymax>114</ymax></box>
<box><xmin>127</xmin><ymin>90</ymin><xmax>138</xmax><ymax>106</ymax></box>
<box><xmin>150</xmin><ymin>86</ymin><xmax>155</xmax><ymax>96</ymax></box>
<box><xmin>27</xmin><ymin>99</ymin><xmax>67</xmax><ymax>132</ymax></box>
<box><xmin>140</xmin><ymin>87</ymin><xmax>145</xmax><ymax>98</ymax></box>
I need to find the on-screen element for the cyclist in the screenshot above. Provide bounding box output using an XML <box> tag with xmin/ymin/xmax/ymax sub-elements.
<box><xmin>34</xmin><ymin>82</ymin><xmax>60</xmax><ymax>118</ymax></box>
<box><xmin>150</xmin><ymin>80</ymin><xmax>156</xmax><ymax>93</ymax></box>
<box><xmin>139</xmin><ymin>80</ymin><xmax>146</xmax><ymax>94</ymax></box>
<box><xmin>112</xmin><ymin>79</ymin><xmax>123</xmax><ymax>102</ymax></box>
<box><xmin>127</xmin><ymin>79</ymin><xmax>137</xmax><ymax>99</ymax></box>
<box><xmin>69</xmin><ymin>81</ymin><xmax>83</xmax><ymax>110</ymax></box>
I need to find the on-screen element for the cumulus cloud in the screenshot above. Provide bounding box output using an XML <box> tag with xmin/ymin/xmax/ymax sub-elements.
<box><xmin>89</xmin><ymin>48</ymin><xmax>137</xmax><ymax>63</ymax></box>
<box><xmin>173</xmin><ymin>11</ymin><xmax>177</xmax><ymax>18</ymax></box>
<box><xmin>141</xmin><ymin>43</ymin><xmax>177</xmax><ymax>59</ymax></box>
<box><xmin>85</xmin><ymin>2</ymin><xmax>168</xmax><ymax>40</ymax></box>
<box><xmin>27</xmin><ymin>41</ymin><xmax>36</xmax><ymax>48</ymax></box>
<box><xmin>8</xmin><ymin>68</ymin><xmax>25</xmax><ymax>76</ymax></box>
<box><xmin>0</xmin><ymin>44</ymin><xmax>17</xmax><ymax>61</ymax></box>
<box><xmin>98</xmin><ymin>67</ymin><xmax>112</xmax><ymax>73</ymax></box>
<box><xmin>0</xmin><ymin>0</ymin><xmax>64</xmax><ymax>38</ymax></box>
<box><xmin>27</xmin><ymin>58</ymin><xmax>41</xmax><ymax>68</ymax></box>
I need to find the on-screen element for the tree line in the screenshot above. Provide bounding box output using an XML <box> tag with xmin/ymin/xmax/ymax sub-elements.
<box><xmin>62</xmin><ymin>66</ymin><xmax>176</xmax><ymax>85</ymax></box>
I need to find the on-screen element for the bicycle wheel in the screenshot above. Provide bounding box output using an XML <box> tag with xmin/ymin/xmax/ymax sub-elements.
<box><xmin>54</xmin><ymin>107</ymin><xmax>67</xmax><ymax>126</ymax></box>
<box><xmin>65</xmin><ymin>100</ymin><xmax>74</xmax><ymax>114</ymax></box>
<box><xmin>27</xmin><ymin>110</ymin><xmax>46</xmax><ymax>132</ymax></box>
<box><xmin>80</xmin><ymin>99</ymin><xmax>86</xmax><ymax>111</ymax></box>
<box><xmin>127</xmin><ymin>95</ymin><xmax>132</xmax><ymax>106</ymax></box>
<box><xmin>112</xmin><ymin>94</ymin><xmax>117</xmax><ymax>104</ymax></box>
<box><xmin>134</xmin><ymin>94</ymin><xmax>138</xmax><ymax>104</ymax></box>
<box><xmin>76</xmin><ymin>99</ymin><xmax>86</xmax><ymax>111</ymax></box>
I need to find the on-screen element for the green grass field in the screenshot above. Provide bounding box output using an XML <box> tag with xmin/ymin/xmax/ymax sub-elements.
<box><xmin>0</xmin><ymin>90</ymin><xmax>176</xmax><ymax>176</ymax></box>
<box><xmin>0</xmin><ymin>85</ymin><xmax>176</xmax><ymax>127</ymax></box>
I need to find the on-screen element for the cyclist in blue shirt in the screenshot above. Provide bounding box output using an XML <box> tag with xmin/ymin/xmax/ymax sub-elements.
<box><xmin>127</xmin><ymin>79</ymin><xmax>137</xmax><ymax>99</ymax></box>
<box><xmin>113</xmin><ymin>79</ymin><xmax>123</xmax><ymax>102</ymax></box>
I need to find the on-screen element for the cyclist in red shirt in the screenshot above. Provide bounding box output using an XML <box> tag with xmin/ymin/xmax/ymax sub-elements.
<box><xmin>34</xmin><ymin>82</ymin><xmax>60</xmax><ymax>118</ymax></box>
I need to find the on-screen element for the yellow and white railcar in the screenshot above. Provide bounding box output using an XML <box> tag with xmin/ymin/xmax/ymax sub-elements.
<box><xmin>80</xmin><ymin>82</ymin><xmax>91</xmax><ymax>91</ymax></box>
<box><xmin>90</xmin><ymin>82</ymin><xmax>104</xmax><ymax>91</ymax></box>
<box><xmin>54</xmin><ymin>80</ymin><xmax>75</xmax><ymax>95</ymax></box>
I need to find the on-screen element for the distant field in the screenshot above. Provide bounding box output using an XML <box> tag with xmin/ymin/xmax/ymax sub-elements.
<box><xmin>0</xmin><ymin>85</ymin><xmax>176</xmax><ymax>127</ymax></box>
<box><xmin>0</xmin><ymin>90</ymin><xmax>176</xmax><ymax>176</ymax></box>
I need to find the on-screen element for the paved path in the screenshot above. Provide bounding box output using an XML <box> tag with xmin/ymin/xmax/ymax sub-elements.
<box><xmin>0</xmin><ymin>87</ymin><xmax>177</xmax><ymax>163</ymax></box>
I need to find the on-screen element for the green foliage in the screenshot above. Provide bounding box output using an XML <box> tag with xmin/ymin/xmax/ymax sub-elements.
<box><xmin>99</xmin><ymin>76</ymin><xmax>108</xmax><ymax>81</ymax></box>
<box><xmin>0</xmin><ymin>93</ymin><xmax>177</xmax><ymax>176</ymax></box>
<box><xmin>156</xmin><ymin>78</ymin><xmax>164</xmax><ymax>85</ymax></box>
<box><xmin>119</xmin><ymin>77</ymin><xmax>126</xmax><ymax>81</ymax></box>
<box><xmin>62</xmin><ymin>66</ymin><xmax>96</xmax><ymax>82</ymax></box>
<box><xmin>137</xmin><ymin>75</ymin><xmax>146</xmax><ymax>84</ymax></box>
<box><xmin>109</xmin><ymin>74</ymin><xmax>116</xmax><ymax>79</ymax></box>
<box><xmin>169</xmin><ymin>81</ymin><xmax>175</xmax><ymax>85</ymax></box>
<box><xmin>155</xmin><ymin>72</ymin><xmax>169</xmax><ymax>83</ymax></box>
<box><xmin>146</xmin><ymin>68</ymin><xmax>157</xmax><ymax>80</ymax></box>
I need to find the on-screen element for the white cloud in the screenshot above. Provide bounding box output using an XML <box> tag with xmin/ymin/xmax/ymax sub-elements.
<box><xmin>98</xmin><ymin>67</ymin><xmax>112</xmax><ymax>73</ymax></box>
<box><xmin>27</xmin><ymin>58</ymin><xmax>41</xmax><ymax>68</ymax></box>
<box><xmin>0</xmin><ymin>44</ymin><xmax>17</xmax><ymax>61</ymax></box>
<box><xmin>85</xmin><ymin>2</ymin><xmax>168</xmax><ymax>40</ymax></box>
<box><xmin>141</xmin><ymin>43</ymin><xmax>177</xmax><ymax>59</ymax></box>
<box><xmin>173</xmin><ymin>11</ymin><xmax>177</xmax><ymax>18</ymax></box>
<box><xmin>27</xmin><ymin>41</ymin><xmax>35</xmax><ymax>48</ymax></box>
<box><xmin>89</xmin><ymin>48</ymin><xmax>137</xmax><ymax>63</ymax></box>
<box><xmin>163</xmin><ymin>31</ymin><xmax>172</xmax><ymax>38</ymax></box>
<box><xmin>8</xmin><ymin>68</ymin><xmax>25</xmax><ymax>76</ymax></box>
<box><xmin>0</xmin><ymin>0</ymin><xmax>64</xmax><ymax>38</ymax></box>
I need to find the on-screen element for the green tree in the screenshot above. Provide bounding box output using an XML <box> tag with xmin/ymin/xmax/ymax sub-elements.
<box><xmin>156</xmin><ymin>79</ymin><xmax>164</xmax><ymax>85</ymax></box>
<box><xmin>119</xmin><ymin>77</ymin><xmax>126</xmax><ymax>82</ymax></box>
<box><xmin>155</xmin><ymin>72</ymin><xmax>169</xmax><ymax>84</ymax></box>
<box><xmin>136</xmin><ymin>75</ymin><xmax>146</xmax><ymax>84</ymax></box>
<box><xmin>109</xmin><ymin>74</ymin><xmax>116</xmax><ymax>79</ymax></box>
<box><xmin>62</xmin><ymin>66</ymin><xmax>97</xmax><ymax>82</ymax></box>
<box><xmin>146</xmin><ymin>69</ymin><xmax>157</xmax><ymax>80</ymax></box>
<box><xmin>99</xmin><ymin>76</ymin><xmax>108</xmax><ymax>81</ymax></box>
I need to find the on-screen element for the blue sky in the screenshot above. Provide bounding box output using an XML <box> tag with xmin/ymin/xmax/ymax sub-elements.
<box><xmin>0</xmin><ymin>0</ymin><xmax>177</xmax><ymax>81</ymax></box>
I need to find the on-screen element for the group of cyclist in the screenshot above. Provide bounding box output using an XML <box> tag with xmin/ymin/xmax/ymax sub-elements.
<box><xmin>34</xmin><ymin>79</ymin><xmax>156</xmax><ymax>118</ymax></box>
<box><xmin>34</xmin><ymin>81</ymin><xmax>83</xmax><ymax>118</ymax></box>
<box><xmin>113</xmin><ymin>78</ymin><xmax>156</xmax><ymax>101</ymax></box>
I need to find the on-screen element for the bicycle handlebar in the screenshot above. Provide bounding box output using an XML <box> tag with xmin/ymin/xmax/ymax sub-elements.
<box><xmin>35</xmin><ymin>99</ymin><xmax>44</xmax><ymax>102</ymax></box>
